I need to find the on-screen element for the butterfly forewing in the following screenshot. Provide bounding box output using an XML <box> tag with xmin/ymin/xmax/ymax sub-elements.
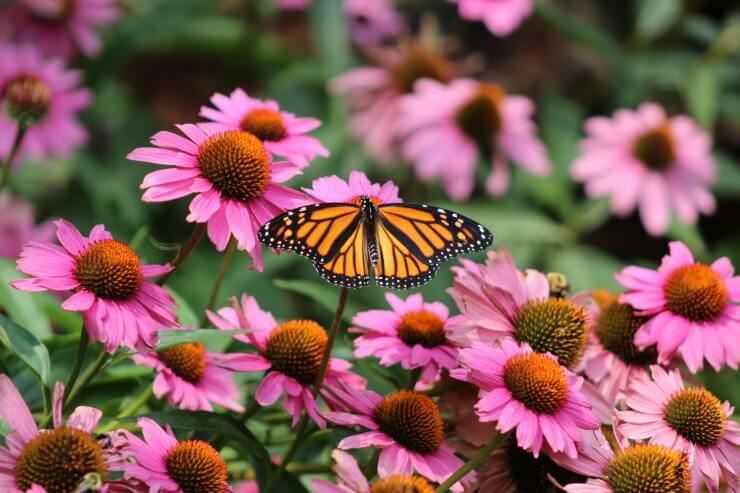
<box><xmin>316</xmin><ymin>219</ymin><xmax>371</xmax><ymax>288</ymax></box>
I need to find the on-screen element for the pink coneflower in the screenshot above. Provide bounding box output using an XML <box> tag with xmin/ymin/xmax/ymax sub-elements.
<box><xmin>207</xmin><ymin>294</ymin><xmax>365</xmax><ymax>429</ymax></box>
<box><xmin>312</xmin><ymin>449</ymin><xmax>437</xmax><ymax>493</ymax></box>
<box><xmin>551</xmin><ymin>429</ymin><xmax>693</xmax><ymax>493</ymax></box>
<box><xmin>1</xmin><ymin>0</ymin><xmax>118</xmax><ymax>58</ymax></box>
<box><xmin>0</xmin><ymin>376</ymin><xmax>122</xmax><ymax>493</ymax></box>
<box><xmin>571</xmin><ymin>103</ymin><xmax>716</xmax><ymax>236</ymax></box>
<box><xmin>322</xmin><ymin>384</ymin><xmax>466</xmax><ymax>490</ymax></box>
<box><xmin>447</xmin><ymin>249</ymin><xmax>592</xmax><ymax>369</ymax></box>
<box><xmin>580</xmin><ymin>289</ymin><xmax>657</xmax><ymax>406</ymax></box>
<box><xmin>0</xmin><ymin>44</ymin><xmax>91</xmax><ymax>165</ymax></box>
<box><xmin>449</xmin><ymin>0</ymin><xmax>533</xmax><ymax>37</ymax></box>
<box><xmin>616</xmin><ymin>365</ymin><xmax>739</xmax><ymax>492</ymax></box>
<box><xmin>0</xmin><ymin>193</ymin><xmax>54</xmax><ymax>258</ymax></box>
<box><xmin>344</xmin><ymin>0</ymin><xmax>403</xmax><ymax>47</ymax></box>
<box><xmin>330</xmin><ymin>43</ymin><xmax>452</xmax><ymax>163</ymax></box>
<box><xmin>127</xmin><ymin>124</ymin><xmax>308</xmax><ymax>270</ymax></box>
<box><xmin>350</xmin><ymin>292</ymin><xmax>458</xmax><ymax>386</ymax></box>
<box><xmin>132</xmin><ymin>327</ymin><xmax>260</xmax><ymax>412</ymax></box>
<box><xmin>398</xmin><ymin>78</ymin><xmax>550</xmax><ymax>200</ymax></box>
<box><xmin>304</xmin><ymin>170</ymin><xmax>401</xmax><ymax>204</ymax></box>
<box><xmin>12</xmin><ymin>219</ymin><xmax>177</xmax><ymax>353</ymax></box>
<box><xmin>616</xmin><ymin>241</ymin><xmax>739</xmax><ymax>372</ymax></box>
<box><xmin>121</xmin><ymin>417</ymin><xmax>232</xmax><ymax>493</ymax></box>
<box><xmin>199</xmin><ymin>88</ymin><xmax>329</xmax><ymax>168</ymax></box>
<box><xmin>233</xmin><ymin>480</ymin><xmax>258</xmax><ymax>493</ymax></box>
<box><xmin>452</xmin><ymin>340</ymin><xmax>600</xmax><ymax>458</ymax></box>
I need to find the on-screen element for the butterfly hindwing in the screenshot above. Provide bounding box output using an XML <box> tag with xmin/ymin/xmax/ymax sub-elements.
<box><xmin>373</xmin><ymin>218</ymin><xmax>436</xmax><ymax>289</ymax></box>
<box><xmin>315</xmin><ymin>220</ymin><xmax>371</xmax><ymax>289</ymax></box>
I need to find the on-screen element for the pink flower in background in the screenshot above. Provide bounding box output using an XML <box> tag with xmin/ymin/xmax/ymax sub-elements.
<box><xmin>304</xmin><ymin>170</ymin><xmax>401</xmax><ymax>204</ymax></box>
<box><xmin>345</xmin><ymin>0</ymin><xmax>403</xmax><ymax>47</ymax></box>
<box><xmin>580</xmin><ymin>290</ymin><xmax>656</xmax><ymax>406</ymax></box>
<box><xmin>398</xmin><ymin>78</ymin><xmax>550</xmax><ymax>200</ymax></box>
<box><xmin>616</xmin><ymin>365</ymin><xmax>739</xmax><ymax>493</ymax></box>
<box><xmin>128</xmin><ymin>124</ymin><xmax>308</xmax><ymax>270</ymax></box>
<box><xmin>2</xmin><ymin>0</ymin><xmax>118</xmax><ymax>58</ymax></box>
<box><xmin>312</xmin><ymin>449</ymin><xmax>437</xmax><ymax>493</ymax></box>
<box><xmin>571</xmin><ymin>102</ymin><xmax>716</xmax><ymax>236</ymax></box>
<box><xmin>322</xmin><ymin>384</ymin><xmax>467</xmax><ymax>490</ymax></box>
<box><xmin>351</xmin><ymin>292</ymin><xmax>458</xmax><ymax>386</ymax></box>
<box><xmin>616</xmin><ymin>241</ymin><xmax>739</xmax><ymax>372</ymax></box>
<box><xmin>121</xmin><ymin>418</ymin><xmax>232</xmax><ymax>493</ymax></box>
<box><xmin>452</xmin><ymin>340</ymin><xmax>600</xmax><ymax>458</ymax></box>
<box><xmin>234</xmin><ymin>480</ymin><xmax>259</xmax><ymax>493</ymax></box>
<box><xmin>207</xmin><ymin>294</ymin><xmax>365</xmax><ymax>429</ymax></box>
<box><xmin>449</xmin><ymin>0</ymin><xmax>533</xmax><ymax>36</ymax></box>
<box><xmin>133</xmin><ymin>327</ymin><xmax>260</xmax><ymax>412</ymax></box>
<box><xmin>330</xmin><ymin>43</ymin><xmax>451</xmax><ymax>163</ymax></box>
<box><xmin>0</xmin><ymin>193</ymin><xmax>54</xmax><ymax>259</ymax></box>
<box><xmin>0</xmin><ymin>376</ymin><xmax>120</xmax><ymax>493</ymax></box>
<box><xmin>0</xmin><ymin>44</ymin><xmax>91</xmax><ymax>165</ymax></box>
<box><xmin>276</xmin><ymin>0</ymin><xmax>310</xmax><ymax>10</ymax></box>
<box><xmin>12</xmin><ymin>219</ymin><xmax>177</xmax><ymax>353</ymax></box>
<box><xmin>200</xmin><ymin>88</ymin><xmax>329</xmax><ymax>168</ymax></box>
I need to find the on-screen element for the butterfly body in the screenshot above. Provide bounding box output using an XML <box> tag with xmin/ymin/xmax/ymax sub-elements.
<box><xmin>258</xmin><ymin>195</ymin><xmax>493</xmax><ymax>289</ymax></box>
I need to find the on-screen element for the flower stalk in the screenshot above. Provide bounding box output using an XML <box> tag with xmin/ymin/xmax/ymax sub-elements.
<box><xmin>434</xmin><ymin>432</ymin><xmax>507</xmax><ymax>493</ymax></box>
<box><xmin>157</xmin><ymin>223</ymin><xmax>206</xmax><ymax>286</ymax></box>
<box><xmin>0</xmin><ymin>126</ymin><xmax>27</xmax><ymax>192</ymax></box>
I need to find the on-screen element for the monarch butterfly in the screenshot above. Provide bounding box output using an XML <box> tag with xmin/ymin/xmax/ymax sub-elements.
<box><xmin>258</xmin><ymin>195</ymin><xmax>493</xmax><ymax>289</ymax></box>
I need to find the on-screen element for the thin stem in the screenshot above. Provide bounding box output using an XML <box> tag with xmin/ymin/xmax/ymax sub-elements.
<box><xmin>285</xmin><ymin>462</ymin><xmax>332</xmax><ymax>475</ymax></box>
<box><xmin>98</xmin><ymin>386</ymin><xmax>153</xmax><ymax>433</ymax></box>
<box><xmin>263</xmin><ymin>414</ymin><xmax>310</xmax><ymax>493</ymax></box>
<box><xmin>314</xmin><ymin>287</ymin><xmax>350</xmax><ymax>389</ymax></box>
<box><xmin>0</xmin><ymin>126</ymin><xmax>27</xmax><ymax>192</ymax></box>
<box><xmin>201</xmin><ymin>237</ymin><xmax>237</xmax><ymax>326</ymax></box>
<box><xmin>406</xmin><ymin>368</ymin><xmax>422</xmax><ymax>390</ymax></box>
<box><xmin>64</xmin><ymin>349</ymin><xmax>110</xmax><ymax>409</ymax></box>
<box><xmin>434</xmin><ymin>432</ymin><xmax>507</xmax><ymax>493</ymax></box>
<box><xmin>65</xmin><ymin>331</ymin><xmax>89</xmax><ymax>396</ymax></box>
<box><xmin>238</xmin><ymin>399</ymin><xmax>261</xmax><ymax>423</ymax></box>
<box><xmin>157</xmin><ymin>223</ymin><xmax>206</xmax><ymax>286</ymax></box>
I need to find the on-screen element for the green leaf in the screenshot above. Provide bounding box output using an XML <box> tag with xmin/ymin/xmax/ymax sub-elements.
<box><xmin>274</xmin><ymin>279</ymin><xmax>359</xmax><ymax>322</ymax></box>
<box><xmin>547</xmin><ymin>245</ymin><xmax>623</xmax><ymax>292</ymax></box>
<box><xmin>635</xmin><ymin>0</ymin><xmax>683</xmax><ymax>41</ymax></box>
<box><xmin>166</xmin><ymin>287</ymin><xmax>199</xmax><ymax>327</ymax></box>
<box><xmin>667</xmin><ymin>221</ymin><xmax>709</xmax><ymax>262</ymax></box>
<box><xmin>683</xmin><ymin>62</ymin><xmax>719</xmax><ymax>131</ymax></box>
<box><xmin>0</xmin><ymin>259</ymin><xmax>51</xmax><ymax>339</ymax></box>
<box><xmin>0</xmin><ymin>314</ymin><xmax>51</xmax><ymax>388</ymax></box>
<box><xmin>155</xmin><ymin>329</ymin><xmax>250</xmax><ymax>350</ymax></box>
<box><xmin>134</xmin><ymin>411</ymin><xmax>307</xmax><ymax>492</ymax></box>
<box><xmin>0</xmin><ymin>416</ymin><xmax>11</xmax><ymax>437</ymax></box>
<box><xmin>713</xmin><ymin>152</ymin><xmax>740</xmax><ymax>197</ymax></box>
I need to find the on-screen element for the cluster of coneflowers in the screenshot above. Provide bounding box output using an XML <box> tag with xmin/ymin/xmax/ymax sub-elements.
<box><xmin>0</xmin><ymin>1</ymin><xmax>737</xmax><ymax>493</ymax></box>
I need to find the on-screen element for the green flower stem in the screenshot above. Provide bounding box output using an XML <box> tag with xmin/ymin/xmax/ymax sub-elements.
<box><xmin>0</xmin><ymin>126</ymin><xmax>27</xmax><ymax>192</ymax></box>
<box><xmin>201</xmin><ymin>236</ymin><xmax>237</xmax><ymax>326</ymax></box>
<box><xmin>64</xmin><ymin>348</ymin><xmax>110</xmax><ymax>409</ymax></box>
<box><xmin>98</xmin><ymin>386</ymin><xmax>154</xmax><ymax>433</ymax></box>
<box><xmin>238</xmin><ymin>398</ymin><xmax>262</xmax><ymax>423</ymax></box>
<box><xmin>314</xmin><ymin>287</ymin><xmax>350</xmax><ymax>389</ymax></box>
<box><xmin>285</xmin><ymin>462</ymin><xmax>332</xmax><ymax>475</ymax></box>
<box><xmin>434</xmin><ymin>432</ymin><xmax>507</xmax><ymax>493</ymax></box>
<box><xmin>263</xmin><ymin>414</ymin><xmax>310</xmax><ymax>493</ymax></box>
<box><xmin>65</xmin><ymin>330</ymin><xmax>90</xmax><ymax>398</ymax></box>
<box><xmin>157</xmin><ymin>223</ymin><xmax>206</xmax><ymax>286</ymax></box>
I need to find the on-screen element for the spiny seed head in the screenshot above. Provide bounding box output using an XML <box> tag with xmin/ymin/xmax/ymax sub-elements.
<box><xmin>632</xmin><ymin>124</ymin><xmax>675</xmax><ymax>172</ymax></box>
<box><xmin>266</xmin><ymin>320</ymin><xmax>327</xmax><ymax>385</ymax></box>
<box><xmin>595</xmin><ymin>297</ymin><xmax>656</xmax><ymax>365</ymax></box>
<box><xmin>506</xmin><ymin>440</ymin><xmax>587</xmax><ymax>492</ymax></box>
<box><xmin>240</xmin><ymin>108</ymin><xmax>286</xmax><ymax>142</ymax></box>
<box><xmin>3</xmin><ymin>75</ymin><xmax>52</xmax><ymax>125</ymax></box>
<box><xmin>15</xmin><ymin>426</ymin><xmax>107</xmax><ymax>493</ymax></box>
<box><xmin>664</xmin><ymin>388</ymin><xmax>725</xmax><ymax>446</ymax></box>
<box><xmin>74</xmin><ymin>239</ymin><xmax>142</xmax><ymax>300</ymax></box>
<box><xmin>664</xmin><ymin>264</ymin><xmax>728</xmax><ymax>322</ymax></box>
<box><xmin>165</xmin><ymin>440</ymin><xmax>228</xmax><ymax>493</ymax></box>
<box><xmin>198</xmin><ymin>130</ymin><xmax>271</xmax><ymax>202</ymax></box>
<box><xmin>513</xmin><ymin>298</ymin><xmax>589</xmax><ymax>368</ymax></box>
<box><xmin>455</xmin><ymin>82</ymin><xmax>505</xmax><ymax>149</ymax></box>
<box><xmin>370</xmin><ymin>475</ymin><xmax>435</xmax><ymax>493</ymax></box>
<box><xmin>606</xmin><ymin>444</ymin><xmax>690</xmax><ymax>493</ymax></box>
<box><xmin>397</xmin><ymin>310</ymin><xmax>446</xmax><ymax>348</ymax></box>
<box><xmin>158</xmin><ymin>343</ymin><xmax>207</xmax><ymax>384</ymax></box>
<box><xmin>503</xmin><ymin>352</ymin><xmax>568</xmax><ymax>414</ymax></box>
<box><xmin>393</xmin><ymin>47</ymin><xmax>451</xmax><ymax>94</ymax></box>
<box><xmin>373</xmin><ymin>391</ymin><xmax>444</xmax><ymax>454</ymax></box>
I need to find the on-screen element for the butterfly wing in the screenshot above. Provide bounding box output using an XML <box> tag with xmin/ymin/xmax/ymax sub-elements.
<box><xmin>373</xmin><ymin>203</ymin><xmax>493</xmax><ymax>289</ymax></box>
<box><xmin>257</xmin><ymin>203</ymin><xmax>370</xmax><ymax>288</ymax></box>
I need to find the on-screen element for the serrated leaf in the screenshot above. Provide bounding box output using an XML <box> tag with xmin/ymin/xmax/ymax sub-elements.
<box><xmin>0</xmin><ymin>259</ymin><xmax>51</xmax><ymax>339</ymax></box>
<box><xmin>0</xmin><ymin>314</ymin><xmax>51</xmax><ymax>388</ymax></box>
<box><xmin>155</xmin><ymin>329</ymin><xmax>250</xmax><ymax>350</ymax></box>
<box><xmin>133</xmin><ymin>411</ymin><xmax>307</xmax><ymax>492</ymax></box>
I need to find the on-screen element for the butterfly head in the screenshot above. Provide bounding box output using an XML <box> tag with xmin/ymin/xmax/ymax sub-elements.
<box><xmin>356</xmin><ymin>194</ymin><xmax>377</xmax><ymax>222</ymax></box>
